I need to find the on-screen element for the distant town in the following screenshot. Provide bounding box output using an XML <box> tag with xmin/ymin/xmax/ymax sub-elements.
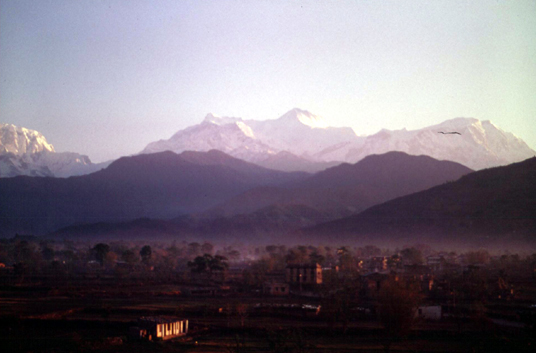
<box><xmin>1</xmin><ymin>235</ymin><xmax>535</xmax><ymax>352</ymax></box>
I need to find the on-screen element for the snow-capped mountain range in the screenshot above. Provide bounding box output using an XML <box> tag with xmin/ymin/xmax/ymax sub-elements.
<box><xmin>1</xmin><ymin>108</ymin><xmax>534</xmax><ymax>177</ymax></box>
<box><xmin>0</xmin><ymin>123</ymin><xmax>109</xmax><ymax>177</ymax></box>
<box><xmin>142</xmin><ymin>108</ymin><xmax>535</xmax><ymax>171</ymax></box>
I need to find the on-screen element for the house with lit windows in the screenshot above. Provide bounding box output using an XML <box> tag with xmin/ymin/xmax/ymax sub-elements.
<box><xmin>130</xmin><ymin>316</ymin><xmax>188</xmax><ymax>341</ymax></box>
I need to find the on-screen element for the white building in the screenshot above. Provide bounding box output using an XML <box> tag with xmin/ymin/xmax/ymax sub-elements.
<box><xmin>130</xmin><ymin>316</ymin><xmax>188</xmax><ymax>341</ymax></box>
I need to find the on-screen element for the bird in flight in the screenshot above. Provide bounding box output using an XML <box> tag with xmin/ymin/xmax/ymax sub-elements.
<box><xmin>438</xmin><ymin>131</ymin><xmax>461</xmax><ymax>135</ymax></box>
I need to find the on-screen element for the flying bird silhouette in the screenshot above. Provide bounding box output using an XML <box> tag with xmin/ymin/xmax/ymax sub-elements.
<box><xmin>438</xmin><ymin>131</ymin><xmax>461</xmax><ymax>135</ymax></box>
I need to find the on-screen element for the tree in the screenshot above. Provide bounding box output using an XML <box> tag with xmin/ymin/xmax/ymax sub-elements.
<box><xmin>104</xmin><ymin>251</ymin><xmax>118</xmax><ymax>268</ymax></box>
<box><xmin>463</xmin><ymin>250</ymin><xmax>490</xmax><ymax>265</ymax></box>
<box><xmin>14</xmin><ymin>240</ymin><xmax>34</xmax><ymax>264</ymax></box>
<box><xmin>227</xmin><ymin>249</ymin><xmax>241</xmax><ymax>262</ymax></box>
<box><xmin>140</xmin><ymin>245</ymin><xmax>152</xmax><ymax>265</ymax></box>
<box><xmin>201</xmin><ymin>242</ymin><xmax>214</xmax><ymax>255</ymax></box>
<box><xmin>400</xmin><ymin>247</ymin><xmax>423</xmax><ymax>266</ymax></box>
<box><xmin>337</xmin><ymin>246</ymin><xmax>358</xmax><ymax>272</ymax></box>
<box><xmin>209</xmin><ymin>255</ymin><xmax>229</xmax><ymax>272</ymax></box>
<box><xmin>286</xmin><ymin>246</ymin><xmax>309</xmax><ymax>264</ymax></box>
<box><xmin>92</xmin><ymin>243</ymin><xmax>110</xmax><ymax>266</ymax></box>
<box><xmin>188</xmin><ymin>254</ymin><xmax>229</xmax><ymax>282</ymax></box>
<box><xmin>40</xmin><ymin>241</ymin><xmax>55</xmax><ymax>262</ymax></box>
<box><xmin>41</xmin><ymin>246</ymin><xmax>55</xmax><ymax>262</ymax></box>
<box><xmin>309</xmin><ymin>250</ymin><xmax>325</xmax><ymax>265</ymax></box>
<box><xmin>266</xmin><ymin>245</ymin><xmax>278</xmax><ymax>255</ymax></box>
<box><xmin>188</xmin><ymin>242</ymin><xmax>201</xmax><ymax>257</ymax></box>
<box><xmin>188</xmin><ymin>254</ymin><xmax>211</xmax><ymax>273</ymax></box>
<box><xmin>243</xmin><ymin>259</ymin><xmax>270</xmax><ymax>288</ymax></box>
<box><xmin>121</xmin><ymin>249</ymin><xmax>138</xmax><ymax>265</ymax></box>
<box><xmin>358</xmin><ymin>245</ymin><xmax>382</xmax><ymax>258</ymax></box>
<box><xmin>378</xmin><ymin>278</ymin><xmax>422</xmax><ymax>352</ymax></box>
<box><xmin>322</xmin><ymin>285</ymin><xmax>360</xmax><ymax>334</ymax></box>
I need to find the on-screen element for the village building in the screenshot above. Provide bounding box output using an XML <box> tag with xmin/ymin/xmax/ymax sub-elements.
<box><xmin>364</xmin><ymin>256</ymin><xmax>389</xmax><ymax>272</ymax></box>
<box><xmin>265</xmin><ymin>269</ymin><xmax>287</xmax><ymax>283</ymax></box>
<box><xmin>360</xmin><ymin>272</ymin><xmax>390</xmax><ymax>298</ymax></box>
<box><xmin>426</xmin><ymin>255</ymin><xmax>444</xmax><ymax>272</ymax></box>
<box><xmin>320</xmin><ymin>265</ymin><xmax>340</xmax><ymax>284</ymax></box>
<box><xmin>130</xmin><ymin>316</ymin><xmax>188</xmax><ymax>341</ymax></box>
<box><xmin>286</xmin><ymin>263</ymin><xmax>322</xmax><ymax>285</ymax></box>
<box><xmin>416</xmin><ymin>305</ymin><xmax>442</xmax><ymax>320</ymax></box>
<box><xmin>263</xmin><ymin>282</ymin><xmax>290</xmax><ymax>296</ymax></box>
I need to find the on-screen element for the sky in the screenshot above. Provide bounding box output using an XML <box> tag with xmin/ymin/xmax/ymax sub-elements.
<box><xmin>1</xmin><ymin>0</ymin><xmax>535</xmax><ymax>163</ymax></box>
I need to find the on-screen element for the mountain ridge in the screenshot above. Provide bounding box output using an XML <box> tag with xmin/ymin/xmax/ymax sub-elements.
<box><xmin>140</xmin><ymin>110</ymin><xmax>535</xmax><ymax>171</ymax></box>
<box><xmin>3</xmin><ymin>110</ymin><xmax>534</xmax><ymax>177</ymax></box>
<box><xmin>0</xmin><ymin>123</ymin><xmax>110</xmax><ymax>177</ymax></box>
<box><xmin>0</xmin><ymin>150</ymin><xmax>309</xmax><ymax>237</ymax></box>
<box><xmin>204</xmin><ymin>151</ymin><xmax>473</xmax><ymax>220</ymax></box>
<box><xmin>298</xmin><ymin>156</ymin><xmax>536</xmax><ymax>248</ymax></box>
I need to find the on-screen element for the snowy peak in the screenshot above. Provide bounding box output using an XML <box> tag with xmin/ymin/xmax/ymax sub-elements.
<box><xmin>142</xmin><ymin>116</ymin><xmax>273</xmax><ymax>160</ymax></box>
<box><xmin>203</xmin><ymin>113</ymin><xmax>243</xmax><ymax>126</ymax></box>
<box><xmin>344</xmin><ymin>117</ymin><xmax>535</xmax><ymax>170</ymax></box>
<box><xmin>141</xmin><ymin>108</ymin><xmax>350</xmax><ymax>164</ymax></box>
<box><xmin>141</xmin><ymin>110</ymin><xmax>535</xmax><ymax>172</ymax></box>
<box><xmin>0</xmin><ymin>153</ymin><xmax>54</xmax><ymax>177</ymax></box>
<box><xmin>0</xmin><ymin>123</ymin><xmax>109</xmax><ymax>178</ymax></box>
<box><xmin>0</xmin><ymin>123</ymin><xmax>55</xmax><ymax>155</ymax></box>
<box><xmin>200</xmin><ymin>114</ymin><xmax>256</xmax><ymax>138</ymax></box>
<box><xmin>277</xmin><ymin>108</ymin><xmax>330</xmax><ymax>129</ymax></box>
<box><xmin>435</xmin><ymin>117</ymin><xmax>479</xmax><ymax>127</ymax></box>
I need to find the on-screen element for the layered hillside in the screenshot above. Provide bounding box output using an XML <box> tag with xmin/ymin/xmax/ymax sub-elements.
<box><xmin>48</xmin><ymin>152</ymin><xmax>473</xmax><ymax>243</ymax></box>
<box><xmin>299</xmin><ymin>156</ymin><xmax>536</xmax><ymax>248</ymax></box>
<box><xmin>206</xmin><ymin>152</ymin><xmax>473</xmax><ymax>220</ymax></box>
<box><xmin>0</xmin><ymin>150</ymin><xmax>308</xmax><ymax>237</ymax></box>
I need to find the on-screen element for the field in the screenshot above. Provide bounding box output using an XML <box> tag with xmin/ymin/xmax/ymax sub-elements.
<box><xmin>1</xmin><ymin>273</ymin><xmax>534</xmax><ymax>353</ymax></box>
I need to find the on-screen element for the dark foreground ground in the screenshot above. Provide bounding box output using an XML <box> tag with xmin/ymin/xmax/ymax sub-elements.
<box><xmin>1</xmin><ymin>275</ymin><xmax>534</xmax><ymax>353</ymax></box>
<box><xmin>3</xmin><ymin>318</ymin><xmax>533</xmax><ymax>353</ymax></box>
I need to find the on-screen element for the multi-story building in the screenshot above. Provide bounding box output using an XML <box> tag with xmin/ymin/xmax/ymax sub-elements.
<box><xmin>286</xmin><ymin>263</ymin><xmax>322</xmax><ymax>285</ymax></box>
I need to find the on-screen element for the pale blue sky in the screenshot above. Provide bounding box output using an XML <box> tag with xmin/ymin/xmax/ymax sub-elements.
<box><xmin>1</xmin><ymin>0</ymin><xmax>535</xmax><ymax>162</ymax></box>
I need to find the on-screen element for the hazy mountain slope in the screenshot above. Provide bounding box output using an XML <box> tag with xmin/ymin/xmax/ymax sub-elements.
<box><xmin>299</xmin><ymin>156</ymin><xmax>536</xmax><ymax>248</ymax></box>
<box><xmin>177</xmin><ymin>149</ymin><xmax>310</xmax><ymax>182</ymax></box>
<box><xmin>254</xmin><ymin>151</ymin><xmax>340</xmax><ymax>173</ymax></box>
<box><xmin>47</xmin><ymin>152</ymin><xmax>473</xmax><ymax>243</ymax></box>
<box><xmin>0</xmin><ymin>150</ymin><xmax>308</xmax><ymax>237</ymax></box>
<box><xmin>205</xmin><ymin>152</ymin><xmax>473</xmax><ymax>220</ymax></box>
<box><xmin>50</xmin><ymin>204</ymin><xmax>329</xmax><ymax>243</ymax></box>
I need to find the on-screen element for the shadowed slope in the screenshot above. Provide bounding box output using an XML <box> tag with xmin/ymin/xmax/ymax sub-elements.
<box><xmin>207</xmin><ymin>152</ymin><xmax>473</xmax><ymax>220</ymax></box>
<box><xmin>299</xmin><ymin>157</ymin><xmax>536</xmax><ymax>248</ymax></box>
<box><xmin>0</xmin><ymin>150</ymin><xmax>308</xmax><ymax>237</ymax></box>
